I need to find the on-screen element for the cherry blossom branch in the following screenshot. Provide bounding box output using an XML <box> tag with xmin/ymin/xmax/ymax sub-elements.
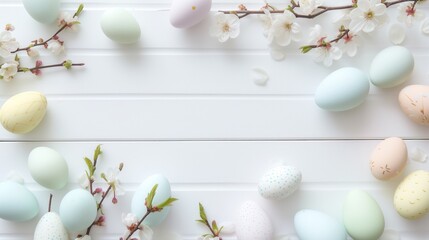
<box><xmin>219</xmin><ymin>0</ymin><xmax>418</xmax><ymax>19</ymax></box>
<box><xmin>301</xmin><ymin>28</ymin><xmax>350</xmax><ymax>53</ymax></box>
<box><xmin>11</xmin><ymin>4</ymin><xmax>83</xmax><ymax>53</ymax></box>
<box><xmin>18</xmin><ymin>60</ymin><xmax>84</xmax><ymax>73</ymax></box>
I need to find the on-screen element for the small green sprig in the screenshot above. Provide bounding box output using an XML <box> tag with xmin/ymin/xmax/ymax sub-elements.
<box><xmin>123</xmin><ymin>184</ymin><xmax>178</xmax><ymax>240</ymax></box>
<box><xmin>197</xmin><ymin>203</ymin><xmax>224</xmax><ymax>239</ymax></box>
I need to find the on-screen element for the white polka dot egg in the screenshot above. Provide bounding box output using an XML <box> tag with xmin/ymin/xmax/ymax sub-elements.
<box><xmin>236</xmin><ymin>201</ymin><xmax>273</xmax><ymax>240</ymax></box>
<box><xmin>34</xmin><ymin>212</ymin><xmax>69</xmax><ymax>240</ymax></box>
<box><xmin>258</xmin><ymin>165</ymin><xmax>302</xmax><ymax>200</ymax></box>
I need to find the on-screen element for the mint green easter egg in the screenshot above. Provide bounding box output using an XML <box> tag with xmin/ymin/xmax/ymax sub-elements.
<box><xmin>22</xmin><ymin>0</ymin><xmax>60</xmax><ymax>24</ymax></box>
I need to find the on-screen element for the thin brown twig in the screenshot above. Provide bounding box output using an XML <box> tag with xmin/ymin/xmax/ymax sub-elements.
<box><xmin>85</xmin><ymin>185</ymin><xmax>112</xmax><ymax>235</ymax></box>
<box><xmin>18</xmin><ymin>62</ymin><xmax>85</xmax><ymax>72</ymax></box>
<box><xmin>125</xmin><ymin>210</ymin><xmax>152</xmax><ymax>240</ymax></box>
<box><xmin>48</xmin><ymin>194</ymin><xmax>53</xmax><ymax>213</ymax></box>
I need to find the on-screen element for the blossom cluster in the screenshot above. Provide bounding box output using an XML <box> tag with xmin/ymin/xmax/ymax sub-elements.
<box><xmin>0</xmin><ymin>5</ymin><xmax>84</xmax><ymax>81</ymax></box>
<box><xmin>211</xmin><ymin>0</ymin><xmax>428</xmax><ymax>66</ymax></box>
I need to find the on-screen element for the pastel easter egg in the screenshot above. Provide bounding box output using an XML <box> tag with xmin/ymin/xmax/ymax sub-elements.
<box><xmin>394</xmin><ymin>170</ymin><xmax>429</xmax><ymax>219</ymax></box>
<box><xmin>0</xmin><ymin>91</ymin><xmax>47</xmax><ymax>134</ymax></box>
<box><xmin>0</xmin><ymin>181</ymin><xmax>39</xmax><ymax>222</ymax></box>
<box><xmin>59</xmin><ymin>189</ymin><xmax>97</xmax><ymax>232</ymax></box>
<box><xmin>236</xmin><ymin>201</ymin><xmax>273</xmax><ymax>240</ymax></box>
<box><xmin>28</xmin><ymin>147</ymin><xmax>69</xmax><ymax>190</ymax></box>
<box><xmin>34</xmin><ymin>212</ymin><xmax>69</xmax><ymax>240</ymax></box>
<box><xmin>132</xmin><ymin>174</ymin><xmax>171</xmax><ymax>227</ymax></box>
<box><xmin>100</xmin><ymin>9</ymin><xmax>141</xmax><ymax>44</ymax></box>
<box><xmin>370</xmin><ymin>137</ymin><xmax>408</xmax><ymax>180</ymax></box>
<box><xmin>343</xmin><ymin>190</ymin><xmax>385</xmax><ymax>240</ymax></box>
<box><xmin>315</xmin><ymin>67</ymin><xmax>370</xmax><ymax>111</ymax></box>
<box><xmin>294</xmin><ymin>209</ymin><xmax>347</xmax><ymax>240</ymax></box>
<box><xmin>258</xmin><ymin>165</ymin><xmax>301</xmax><ymax>200</ymax></box>
<box><xmin>370</xmin><ymin>46</ymin><xmax>414</xmax><ymax>88</ymax></box>
<box><xmin>398</xmin><ymin>85</ymin><xmax>429</xmax><ymax>125</ymax></box>
<box><xmin>22</xmin><ymin>0</ymin><xmax>60</xmax><ymax>24</ymax></box>
<box><xmin>170</xmin><ymin>0</ymin><xmax>212</xmax><ymax>29</ymax></box>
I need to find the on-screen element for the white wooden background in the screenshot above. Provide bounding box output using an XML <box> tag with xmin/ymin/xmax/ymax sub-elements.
<box><xmin>1</xmin><ymin>0</ymin><xmax>429</xmax><ymax>239</ymax></box>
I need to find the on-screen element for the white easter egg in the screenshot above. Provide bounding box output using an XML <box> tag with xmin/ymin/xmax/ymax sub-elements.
<box><xmin>131</xmin><ymin>174</ymin><xmax>172</xmax><ymax>227</ymax></box>
<box><xmin>0</xmin><ymin>91</ymin><xmax>47</xmax><ymax>134</ymax></box>
<box><xmin>34</xmin><ymin>212</ymin><xmax>69</xmax><ymax>240</ymax></box>
<box><xmin>28</xmin><ymin>147</ymin><xmax>69</xmax><ymax>190</ymax></box>
<box><xmin>59</xmin><ymin>189</ymin><xmax>97</xmax><ymax>232</ymax></box>
<box><xmin>258</xmin><ymin>165</ymin><xmax>302</xmax><ymax>200</ymax></box>
<box><xmin>22</xmin><ymin>0</ymin><xmax>60</xmax><ymax>24</ymax></box>
<box><xmin>100</xmin><ymin>9</ymin><xmax>141</xmax><ymax>44</ymax></box>
<box><xmin>0</xmin><ymin>181</ymin><xmax>39</xmax><ymax>222</ymax></box>
<box><xmin>170</xmin><ymin>0</ymin><xmax>212</xmax><ymax>28</ymax></box>
<box><xmin>236</xmin><ymin>201</ymin><xmax>273</xmax><ymax>240</ymax></box>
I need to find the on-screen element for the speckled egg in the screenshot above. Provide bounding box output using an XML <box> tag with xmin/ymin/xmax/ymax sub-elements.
<box><xmin>59</xmin><ymin>189</ymin><xmax>97</xmax><ymax>232</ymax></box>
<box><xmin>370</xmin><ymin>137</ymin><xmax>408</xmax><ymax>180</ymax></box>
<box><xmin>132</xmin><ymin>174</ymin><xmax>172</xmax><ymax>227</ymax></box>
<box><xmin>236</xmin><ymin>201</ymin><xmax>273</xmax><ymax>240</ymax></box>
<box><xmin>170</xmin><ymin>0</ymin><xmax>212</xmax><ymax>28</ymax></box>
<box><xmin>258</xmin><ymin>165</ymin><xmax>301</xmax><ymax>200</ymax></box>
<box><xmin>394</xmin><ymin>170</ymin><xmax>429</xmax><ymax>219</ymax></box>
<box><xmin>28</xmin><ymin>147</ymin><xmax>69</xmax><ymax>190</ymax></box>
<box><xmin>398</xmin><ymin>85</ymin><xmax>429</xmax><ymax>125</ymax></box>
<box><xmin>0</xmin><ymin>91</ymin><xmax>47</xmax><ymax>134</ymax></box>
<box><xmin>315</xmin><ymin>67</ymin><xmax>370</xmax><ymax>111</ymax></box>
<box><xmin>34</xmin><ymin>212</ymin><xmax>69</xmax><ymax>240</ymax></box>
<box><xmin>370</xmin><ymin>46</ymin><xmax>414</xmax><ymax>88</ymax></box>
<box><xmin>100</xmin><ymin>9</ymin><xmax>141</xmax><ymax>44</ymax></box>
<box><xmin>294</xmin><ymin>209</ymin><xmax>347</xmax><ymax>240</ymax></box>
<box><xmin>0</xmin><ymin>181</ymin><xmax>39</xmax><ymax>222</ymax></box>
<box><xmin>343</xmin><ymin>190</ymin><xmax>385</xmax><ymax>240</ymax></box>
<box><xmin>22</xmin><ymin>0</ymin><xmax>60</xmax><ymax>24</ymax></box>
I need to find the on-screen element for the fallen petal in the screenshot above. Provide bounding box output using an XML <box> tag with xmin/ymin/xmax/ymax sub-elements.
<box><xmin>251</xmin><ymin>68</ymin><xmax>269</xmax><ymax>86</ymax></box>
<box><xmin>410</xmin><ymin>147</ymin><xmax>428</xmax><ymax>163</ymax></box>
<box><xmin>389</xmin><ymin>24</ymin><xmax>406</xmax><ymax>45</ymax></box>
<box><xmin>421</xmin><ymin>18</ymin><xmax>429</xmax><ymax>35</ymax></box>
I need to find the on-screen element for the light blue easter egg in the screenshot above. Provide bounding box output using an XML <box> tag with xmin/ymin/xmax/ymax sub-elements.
<box><xmin>315</xmin><ymin>67</ymin><xmax>370</xmax><ymax>111</ymax></box>
<box><xmin>131</xmin><ymin>174</ymin><xmax>172</xmax><ymax>227</ymax></box>
<box><xmin>0</xmin><ymin>181</ymin><xmax>39</xmax><ymax>222</ymax></box>
<box><xmin>294</xmin><ymin>209</ymin><xmax>347</xmax><ymax>240</ymax></box>
<box><xmin>59</xmin><ymin>189</ymin><xmax>97</xmax><ymax>232</ymax></box>
<box><xmin>22</xmin><ymin>0</ymin><xmax>60</xmax><ymax>24</ymax></box>
<box><xmin>370</xmin><ymin>46</ymin><xmax>414</xmax><ymax>88</ymax></box>
<box><xmin>100</xmin><ymin>9</ymin><xmax>141</xmax><ymax>44</ymax></box>
<box><xmin>343</xmin><ymin>190</ymin><xmax>385</xmax><ymax>240</ymax></box>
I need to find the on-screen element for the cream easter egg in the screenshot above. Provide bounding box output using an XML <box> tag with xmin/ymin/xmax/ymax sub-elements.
<box><xmin>59</xmin><ymin>189</ymin><xmax>97</xmax><ymax>232</ymax></box>
<box><xmin>258</xmin><ymin>165</ymin><xmax>301</xmax><ymax>200</ymax></box>
<box><xmin>236</xmin><ymin>201</ymin><xmax>273</xmax><ymax>240</ymax></box>
<box><xmin>398</xmin><ymin>85</ymin><xmax>429</xmax><ymax>125</ymax></box>
<box><xmin>370</xmin><ymin>46</ymin><xmax>414</xmax><ymax>88</ymax></box>
<box><xmin>370</xmin><ymin>137</ymin><xmax>408</xmax><ymax>180</ymax></box>
<box><xmin>34</xmin><ymin>212</ymin><xmax>69</xmax><ymax>240</ymax></box>
<box><xmin>170</xmin><ymin>0</ymin><xmax>212</xmax><ymax>28</ymax></box>
<box><xmin>394</xmin><ymin>170</ymin><xmax>429</xmax><ymax>219</ymax></box>
<box><xmin>0</xmin><ymin>181</ymin><xmax>39</xmax><ymax>222</ymax></box>
<box><xmin>0</xmin><ymin>91</ymin><xmax>47</xmax><ymax>134</ymax></box>
<box><xmin>28</xmin><ymin>147</ymin><xmax>69</xmax><ymax>190</ymax></box>
<box><xmin>22</xmin><ymin>0</ymin><xmax>60</xmax><ymax>24</ymax></box>
<box><xmin>100</xmin><ymin>9</ymin><xmax>141</xmax><ymax>44</ymax></box>
<box><xmin>132</xmin><ymin>174</ymin><xmax>172</xmax><ymax>226</ymax></box>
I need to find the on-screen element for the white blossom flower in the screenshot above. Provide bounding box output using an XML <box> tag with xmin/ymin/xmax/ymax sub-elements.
<box><xmin>122</xmin><ymin>213</ymin><xmax>153</xmax><ymax>240</ymax></box>
<box><xmin>139</xmin><ymin>225</ymin><xmax>154</xmax><ymax>240</ymax></box>
<box><xmin>269</xmin><ymin>10</ymin><xmax>301</xmax><ymax>46</ymax></box>
<box><xmin>349</xmin><ymin>0</ymin><xmax>388</xmax><ymax>33</ymax></box>
<box><xmin>397</xmin><ymin>2</ymin><xmax>425</xmax><ymax>27</ymax></box>
<box><xmin>75</xmin><ymin>235</ymin><xmax>91</xmax><ymax>240</ymax></box>
<box><xmin>47</xmin><ymin>40</ymin><xmax>64</xmax><ymax>55</ymax></box>
<box><xmin>0</xmin><ymin>31</ymin><xmax>19</xmax><ymax>59</ymax></box>
<box><xmin>26</xmin><ymin>48</ymin><xmax>39</xmax><ymax>58</ymax></box>
<box><xmin>210</xmin><ymin>13</ymin><xmax>240</xmax><ymax>42</ymax></box>
<box><xmin>104</xmin><ymin>167</ymin><xmax>125</xmax><ymax>196</ymax></box>
<box><xmin>58</xmin><ymin>11</ymin><xmax>79</xmax><ymax>30</ymax></box>
<box><xmin>299</xmin><ymin>0</ymin><xmax>324</xmax><ymax>15</ymax></box>
<box><xmin>259</xmin><ymin>8</ymin><xmax>274</xmax><ymax>40</ymax></box>
<box><xmin>122</xmin><ymin>213</ymin><xmax>139</xmax><ymax>227</ymax></box>
<box><xmin>0</xmin><ymin>61</ymin><xmax>18</xmax><ymax>81</ymax></box>
<box><xmin>338</xmin><ymin>33</ymin><xmax>360</xmax><ymax>57</ymax></box>
<box><xmin>308</xmin><ymin>24</ymin><xmax>342</xmax><ymax>67</ymax></box>
<box><xmin>78</xmin><ymin>172</ymin><xmax>90</xmax><ymax>189</ymax></box>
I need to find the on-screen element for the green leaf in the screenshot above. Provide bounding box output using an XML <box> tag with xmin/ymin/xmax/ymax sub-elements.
<box><xmin>75</xmin><ymin>4</ymin><xmax>84</xmax><ymax>17</ymax></box>
<box><xmin>218</xmin><ymin>226</ymin><xmax>224</xmax><ymax>235</ymax></box>
<box><xmin>84</xmin><ymin>157</ymin><xmax>94</xmax><ymax>176</ymax></box>
<box><xmin>199</xmin><ymin>203</ymin><xmax>207</xmax><ymax>221</ymax></box>
<box><xmin>212</xmin><ymin>220</ymin><xmax>218</xmax><ymax>233</ymax></box>
<box><xmin>63</xmin><ymin>60</ymin><xmax>73</xmax><ymax>70</ymax></box>
<box><xmin>145</xmin><ymin>184</ymin><xmax>158</xmax><ymax>209</ymax></box>
<box><xmin>157</xmin><ymin>197</ymin><xmax>178</xmax><ymax>210</ymax></box>
<box><xmin>196</xmin><ymin>219</ymin><xmax>206</xmax><ymax>224</ymax></box>
<box><xmin>93</xmin><ymin>144</ymin><xmax>102</xmax><ymax>162</ymax></box>
<box><xmin>300</xmin><ymin>45</ymin><xmax>313</xmax><ymax>54</ymax></box>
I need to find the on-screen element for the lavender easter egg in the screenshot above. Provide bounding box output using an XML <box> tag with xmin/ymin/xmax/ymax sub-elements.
<box><xmin>170</xmin><ymin>0</ymin><xmax>212</xmax><ymax>28</ymax></box>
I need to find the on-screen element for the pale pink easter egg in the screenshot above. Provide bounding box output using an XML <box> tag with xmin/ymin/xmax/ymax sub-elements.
<box><xmin>370</xmin><ymin>137</ymin><xmax>408</xmax><ymax>180</ymax></box>
<box><xmin>399</xmin><ymin>85</ymin><xmax>429</xmax><ymax>125</ymax></box>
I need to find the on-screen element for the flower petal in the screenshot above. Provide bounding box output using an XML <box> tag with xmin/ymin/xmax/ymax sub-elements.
<box><xmin>421</xmin><ymin>18</ymin><xmax>429</xmax><ymax>35</ymax></box>
<box><xmin>389</xmin><ymin>24</ymin><xmax>406</xmax><ymax>45</ymax></box>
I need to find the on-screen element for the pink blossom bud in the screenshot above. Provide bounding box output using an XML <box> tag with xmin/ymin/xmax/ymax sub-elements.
<box><xmin>94</xmin><ymin>187</ymin><xmax>103</xmax><ymax>194</ymax></box>
<box><xmin>112</xmin><ymin>197</ymin><xmax>118</xmax><ymax>204</ymax></box>
<box><xmin>36</xmin><ymin>60</ymin><xmax>43</xmax><ymax>67</ymax></box>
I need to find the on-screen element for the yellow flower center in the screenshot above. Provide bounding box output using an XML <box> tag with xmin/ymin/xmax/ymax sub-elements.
<box><xmin>284</xmin><ymin>23</ymin><xmax>292</xmax><ymax>31</ymax></box>
<box><xmin>223</xmin><ymin>23</ymin><xmax>230</xmax><ymax>32</ymax></box>
<box><xmin>365</xmin><ymin>11</ymin><xmax>374</xmax><ymax>20</ymax></box>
